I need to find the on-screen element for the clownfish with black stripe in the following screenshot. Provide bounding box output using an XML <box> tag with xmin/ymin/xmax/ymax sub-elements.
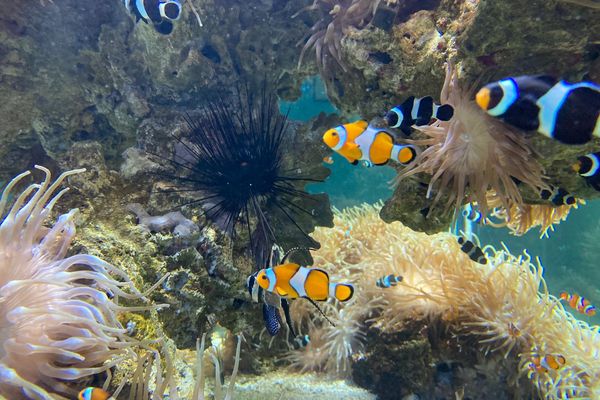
<box><xmin>560</xmin><ymin>292</ymin><xmax>597</xmax><ymax>316</ymax></box>
<box><xmin>457</xmin><ymin>236</ymin><xmax>487</xmax><ymax>265</ymax></box>
<box><xmin>78</xmin><ymin>388</ymin><xmax>114</xmax><ymax>400</ymax></box>
<box><xmin>322</xmin><ymin>120</ymin><xmax>419</xmax><ymax>166</ymax></box>
<box><xmin>123</xmin><ymin>0</ymin><xmax>182</xmax><ymax>34</ymax></box>
<box><xmin>539</xmin><ymin>186</ymin><xmax>576</xmax><ymax>206</ymax></box>
<box><xmin>384</xmin><ymin>96</ymin><xmax>455</xmax><ymax>135</ymax></box>
<box><xmin>246</xmin><ymin>245</ymin><xmax>299</xmax><ymax>339</ymax></box>
<box><xmin>476</xmin><ymin>75</ymin><xmax>600</xmax><ymax>145</ymax></box>
<box><xmin>527</xmin><ymin>353</ymin><xmax>566</xmax><ymax>375</ymax></box>
<box><xmin>462</xmin><ymin>204</ymin><xmax>484</xmax><ymax>224</ymax></box>
<box><xmin>573</xmin><ymin>151</ymin><xmax>600</xmax><ymax>191</ymax></box>
<box><xmin>376</xmin><ymin>274</ymin><xmax>403</xmax><ymax>288</ymax></box>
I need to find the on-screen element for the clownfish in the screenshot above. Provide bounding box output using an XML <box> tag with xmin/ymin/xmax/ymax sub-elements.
<box><xmin>322</xmin><ymin>120</ymin><xmax>418</xmax><ymax>166</ymax></box>
<box><xmin>539</xmin><ymin>186</ymin><xmax>576</xmax><ymax>206</ymax></box>
<box><xmin>247</xmin><ymin>245</ymin><xmax>297</xmax><ymax>338</ymax></box>
<box><xmin>462</xmin><ymin>204</ymin><xmax>483</xmax><ymax>224</ymax></box>
<box><xmin>476</xmin><ymin>75</ymin><xmax>600</xmax><ymax>145</ymax></box>
<box><xmin>560</xmin><ymin>292</ymin><xmax>597</xmax><ymax>316</ymax></box>
<box><xmin>384</xmin><ymin>96</ymin><xmax>455</xmax><ymax>135</ymax></box>
<box><xmin>527</xmin><ymin>354</ymin><xmax>566</xmax><ymax>374</ymax></box>
<box><xmin>78</xmin><ymin>387</ymin><xmax>114</xmax><ymax>400</ymax></box>
<box><xmin>457</xmin><ymin>237</ymin><xmax>487</xmax><ymax>265</ymax></box>
<box><xmin>376</xmin><ymin>274</ymin><xmax>403</xmax><ymax>288</ymax></box>
<box><xmin>255</xmin><ymin>263</ymin><xmax>354</xmax><ymax>303</ymax></box>
<box><xmin>123</xmin><ymin>0</ymin><xmax>182</xmax><ymax>34</ymax></box>
<box><xmin>573</xmin><ymin>152</ymin><xmax>600</xmax><ymax>191</ymax></box>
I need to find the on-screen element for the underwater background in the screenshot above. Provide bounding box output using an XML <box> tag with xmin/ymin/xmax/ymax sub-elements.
<box><xmin>1</xmin><ymin>0</ymin><xmax>600</xmax><ymax>399</ymax></box>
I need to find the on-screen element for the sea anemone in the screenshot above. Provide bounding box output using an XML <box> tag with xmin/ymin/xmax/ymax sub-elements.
<box><xmin>484</xmin><ymin>192</ymin><xmax>585</xmax><ymax>238</ymax></box>
<box><xmin>293</xmin><ymin>0</ymin><xmax>383</xmax><ymax>80</ymax></box>
<box><xmin>153</xmin><ymin>85</ymin><xmax>331</xmax><ymax>267</ymax></box>
<box><xmin>0</xmin><ymin>166</ymin><xmax>160</xmax><ymax>399</ymax></box>
<box><xmin>287</xmin><ymin>202</ymin><xmax>600</xmax><ymax>398</ymax></box>
<box><xmin>394</xmin><ymin>62</ymin><xmax>547</xmax><ymax>218</ymax></box>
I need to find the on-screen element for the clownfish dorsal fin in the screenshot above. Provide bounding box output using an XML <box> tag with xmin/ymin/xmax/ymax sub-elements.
<box><xmin>280</xmin><ymin>247</ymin><xmax>317</xmax><ymax>264</ymax></box>
<box><xmin>532</xmin><ymin>75</ymin><xmax>558</xmax><ymax>87</ymax></box>
<box><xmin>305</xmin><ymin>297</ymin><xmax>336</xmax><ymax>327</ymax></box>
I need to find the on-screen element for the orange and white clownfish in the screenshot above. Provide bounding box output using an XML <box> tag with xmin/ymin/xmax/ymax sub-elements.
<box><xmin>560</xmin><ymin>292</ymin><xmax>597</xmax><ymax>316</ymax></box>
<box><xmin>322</xmin><ymin>120</ymin><xmax>418</xmax><ymax>166</ymax></box>
<box><xmin>255</xmin><ymin>263</ymin><xmax>354</xmax><ymax>303</ymax></box>
<box><xmin>476</xmin><ymin>75</ymin><xmax>600</xmax><ymax>145</ymax></box>
<box><xmin>78</xmin><ymin>387</ymin><xmax>114</xmax><ymax>400</ymax></box>
<box><xmin>527</xmin><ymin>354</ymin><xmax>566</xmax><ymax>374</ymax></box>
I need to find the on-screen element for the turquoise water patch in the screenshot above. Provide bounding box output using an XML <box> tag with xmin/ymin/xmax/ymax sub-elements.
<box><xmin>280</xmin><ymin>76</ymin><xmax>394</xmax><ymax>209</ymax></box>
<box><xmin>280</xmin><ymin>76</ymin><xmax>338</xmax><ymax>121</ymax></box>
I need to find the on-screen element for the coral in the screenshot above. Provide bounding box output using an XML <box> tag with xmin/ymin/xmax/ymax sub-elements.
<box><xmin>127</xmin><ymin>203</ymin><xmax>199</xmax><ymax>238</ymax></box>
<box><xmin>392</xmin><ymin>62</ymin><xmax>547</xmax><ymax>218</ymax></box>
<box><xmin>484</xmin><ymin>193</ymin><xmax>585</xmax><ymax>238</ymax></box>
<box><xmin>287</xmin><ymin>202</ymin><xmax>600</xmax><ymax>399</ymax></box>
<box><xmin>0</xmin><ymin>166</ymin><xmax>163</xmax><ymax>399</ymax></box>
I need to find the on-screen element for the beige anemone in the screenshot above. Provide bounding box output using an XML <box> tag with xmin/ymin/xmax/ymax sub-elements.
<box><xmin>0</xmin><ymin>166</ymin><xmax>161</xmax><ymax>399</ymax></box>
<box><xmin>287</xmin><ymin>203</ymin><xmax>600</xmax><ymax>399</ymax></box>
<box><xmin>394</xmin><ymin>63</ymin><xmax>547</xmax><ymax>218</ymax></box>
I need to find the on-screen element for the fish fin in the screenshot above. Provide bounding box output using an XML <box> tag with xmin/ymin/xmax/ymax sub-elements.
<box><xmin>532</xmin><ymin>75</ymin><xmax>558</xmax><ymax>87</ymax></box>
<box><xmin>280</xmin><ymin>247</ymin><xmax>316</xmax><ymax>264</ymax></box>
<box><xmin>435</xmin><ymin>104</ymin><xmax>454</xmax><ymax>121</ymax></box>
<box><xmin>280</xmin><ymin>299</ymin><xmax>296</xmax><ymax>337</ymax></box>
<box><xmin>262</xmin><ymin>304</ymin><xmax>282</xmax><ymax>336</ymax></box>
<box><xmin>333</xmin><ymin>283</ymin><xmax>354</xmax><ymax>302</ymax></box>
<box><xmin>305</xmin><ymin>297</ymin><xmax>336</xmax><ymax>327</ymax></box>
<box><xmin>276</xmin><ymin>286</ymin><xmax>288</xmax><ymax>296</ymax></box>
<box><xmin>154</xmin><ymin>20</ymin><xmax>174</xmax><ymax>34</ymax></box>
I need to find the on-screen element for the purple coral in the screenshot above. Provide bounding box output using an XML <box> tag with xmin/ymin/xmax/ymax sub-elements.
<box><xmin>0</xmin><ymin>166</ymin><xmax>161</xmax><ymax>399</ymax></box>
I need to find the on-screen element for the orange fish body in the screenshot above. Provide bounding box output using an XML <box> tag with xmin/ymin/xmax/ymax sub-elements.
<box><xmin>322</xmin><ymin>120</ymin><xmax>417</xmax><ymax>166</ymax></box>
<box><xmin>528</xmin><ymin>354</ymin><xmax>566</xmax><ymax>373</ymax></box>
<box><xmin>560</xmin><ymin>292</ymin><xmax>596</xmax><ymax>316</ymax></box>
<box><xmin>78</xmin><ymin>387</ymin><xmax>113</xmax><ymax>400</ymax></box>
<box><xmin>256</xmin><ymin>263</ymin><xmax>354</xmax><ymax>302</ymax></box>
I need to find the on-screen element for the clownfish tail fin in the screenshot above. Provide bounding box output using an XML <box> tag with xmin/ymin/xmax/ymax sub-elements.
<box><xmin>329</xmin><ymin>282</ymin><xmax>354</xmax><ymax>302</ymax></box>
<box><xmin>392</xmin><ymin>144</ymin><xmax>418</xmax><ymax>166</ymax></box>
<box><xmin>434</xmin><ymin>104</ymin><xmax>454</xmax><ymax>121</ymax></box>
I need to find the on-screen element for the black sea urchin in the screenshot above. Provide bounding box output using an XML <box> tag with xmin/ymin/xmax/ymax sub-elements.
<box><xmin>156</xmin><ymin>86</ymin><xmax>326</xmax><ymax>268</ymax></box>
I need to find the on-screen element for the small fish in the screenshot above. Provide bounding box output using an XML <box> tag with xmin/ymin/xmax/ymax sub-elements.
<box><xmin>476</xmin><ymin>75</ymin><xmax>600</xmax><ymax>145</ymax></box>
<box><xmin>384</xmin><ymin>96</ymin><xmax>455</xmax><ymax>135</ymax></box>
<box><xmin>457</xmin><ymin>237</ymin><xmax>487</xmax><ymax>265</ymax></box>
<box><xmin>123</xmin><ymin>0</ymin><xmax>182</xmax><ymax>34</ymax></box>
<box><xmin>322</xmin><ymin>120</ymin><xmax>418</xmax><ymax>166</ymax></box>
<box><xmin>527</xmin><ymin>354</ymin><xmax>566</xmax><ymax>374</ymax></box>
<box><xmin>573</xmin><ymin>152</ymin><xmax>600</xmax><ymax>191</ymax></box>
<box><xmin>78</xmin><ymin>387</ymin><xmax>114</xmax><ymax>400</ymax></box>
<box><xmin>539</xmin><ymin>186</ymin><xmax>576</xmax><ymax>206</ymax></box>
<box><xmin>323</xmin><ymin>155</ymin><xmax>334</xmax><ymax>164</ymax></box>
<box><xmin>293</xmin><ymin>334</ymin><xmax>311</xmax><ymax>349</ymax></box>
<box><xmin>376</xmin><ymin>274</ymin><xmax>403</xmax><ymax>288</ymax></box>
<box><xmin>560</xmin><ymin>292</ymin><xmax>597</xmax><ymax>316</ymax></box>
<box><xmin>462</xmin><ymin>204</ymin><xmax>483</xmax><ymax>224</ymax></box>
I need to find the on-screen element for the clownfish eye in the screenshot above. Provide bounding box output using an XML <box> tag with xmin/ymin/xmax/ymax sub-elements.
<box><xmin>261</xmin><ymin>275</ymin><xmax>267</xmax><ymax>280</ymax></box>
<box><xmin>331</xmin><ymin>131</ymin><xmax>337</xmax><ymax>136</ymax></box>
